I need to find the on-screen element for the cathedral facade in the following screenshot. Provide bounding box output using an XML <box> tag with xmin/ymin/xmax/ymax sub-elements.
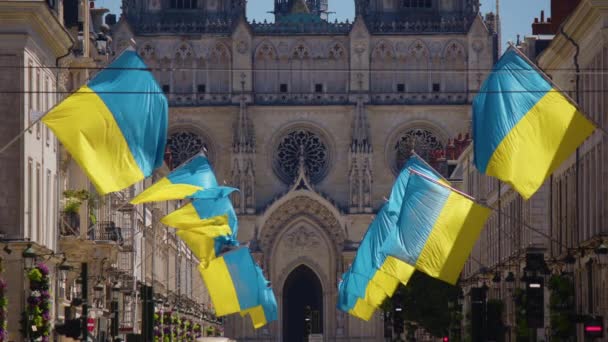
<box><xmin>113</xmin><ymin>0</ymin><xmax>498</xmax><ymax>340</ymax></box>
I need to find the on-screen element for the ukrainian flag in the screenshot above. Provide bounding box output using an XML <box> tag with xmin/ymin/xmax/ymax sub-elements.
<box><xmin>175</xmin><ymin>230</ymin><xmax>217</xmax><ymax>267</ymax></box>
<box><xmin>42</xmin><ymin>49</ymin><xmax>168</xmax><ymax>195</ymax></box>
<box><xmin>338</xmin><ymin>205</ymin><xmax>415</xmax><ymax>311</ymax></box>
<box><xmin>162</xmin><ymin>196</ymin><xmax>239</xmax><ymax>265</ymax></box>
<box><xmin>381</xmin><ymin>171</ymin><xmax>491</xmax><ymax>285</ymax></box>
<box><xmin>198</xmin><ymin>248</ymin><xmax>260</xmax><ymax>317</ymax></box>
<box><xmin>337</xmin><ymin>277</ymin><xmax>378</xmax><ymax>321</ymax></box>
<box><xmin>241</xmin><ymin>265</ymin><xmax>278</xmax><ymax>329</ymax></box>
<box><xmin>387</xmin><ymin>153</ymin><xmax>447</xmax><ymax>216</ymax></box>
<box><xmin>473</xmin><ymin>49</ymin><xmax>595</xmax><ymax>199</ymax></box>
<box><xmin>131</xmin><ymin>152</ymin><xmax>237</xmax><ymax>204</ymax></box>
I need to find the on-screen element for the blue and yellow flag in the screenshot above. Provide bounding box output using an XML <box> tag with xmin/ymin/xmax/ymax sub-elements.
<box><xmin>337</xmin><ymin>276</ymin><xmax>378</xmax><ymax>321</ymax></box>
<box><xmin>241</xmin><ymin>265</ymin><xmax>278</xmax><ymax>329</ymax></box>
<box><xmin>337</xmin><ymin>156</ymin><xmax>442</xmax><ymax>320</ymax></box>
<box><xmin>42</xmin><ymin>49</ymin><xmax>168</xmax><ymax>195</ymax></box>
<box><xmin>338</xmin><ymin>205</ymin><xmax>415</xmax><ymax>311</ymax></box>
<box><xmin>382</xmin><ymin>171</ymin><xmax>491</xmax><ymax>285</ymax></box>
<box><xmin>387</xmin><ymin>153</ymin><xmax>447</xmax><ymax>216</ymax></box>
<box><xmin>162</xmin><ymin>196</ymin><xmax>239</xmax><ymax>265</ymax></box>
<box><xmin>473</xmin><ymin>49</ymin><xmax>595</xmax><ymax>199</ymax></box>
<box><xmin>198</xmin><ymin>248</ymin><xmax>261</xmax><ymax>317</ymax></box>
<box><xmin>131</xmin><ymin>152</ymin><xmax>237</xmax><ymax>204</ymax></box>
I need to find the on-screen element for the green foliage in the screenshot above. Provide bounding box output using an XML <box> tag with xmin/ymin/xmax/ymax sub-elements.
<box><xmin>513</xmin><ymin>288</ymin><xmax>530</xmax><ymax>341</ymax></box>
<box><xmin>62</xmin><ymin>189</ymin><xmax>103</xmax><ymax>224</ymax></box>
<box><xmin>385</xmin><ymin>271</ymin><xmax>460</xmax><ymax>337</ymax></box>
<box><xmin>27</xmin><ymin>268</ymin><xmax>43</xmax><ymax>282</ymax></box>
<box><xmin>548</xmin><ymin>275</ymin><xmax>576</xmax><ymax>341</ymax></box>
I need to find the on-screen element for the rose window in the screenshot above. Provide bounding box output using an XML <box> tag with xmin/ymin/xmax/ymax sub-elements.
<box><xmin>394</xmin><ymin>128</ymin><xmax>444</xmax><ymax>172</ymax></box>
<box><xmin>167</xmin><ymin>131</ymin><xmax>208</xmax><ymax>169</ymax></box>
<box><xmin>274</xmin><ymin>129</ymin><xmax>329</xmax><ymax>184</ymax></box>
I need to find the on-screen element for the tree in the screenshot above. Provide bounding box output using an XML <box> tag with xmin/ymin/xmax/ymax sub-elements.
<box><xmin>384</xmin><ymin>271</ymin><xmax>461</xmax><ymax>338</ymax></box>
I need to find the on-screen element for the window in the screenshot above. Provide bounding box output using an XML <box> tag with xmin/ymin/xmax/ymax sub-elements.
<box><xmin>314</xmin><ymin>83</ymin><xmax>324</xmax><ymax>93</ymax></box>
<box><xmin>197</xmin><ymin>84</ymin><xmax>206</xmax><ymax>93</ymax></box>
<box><xmin>162</xmin><ymin>85</ymin><xmax>170</xmax><ymax>94</ymax></box>
<box><xmin>170</xmin><ymin>0</ymin><xmax>197</xmax><ymax>9</ymax></box>
<box><xmin>280</xmin><ymin>83</ymin><xmax>288</xmax><ymax>93</ymax></box>
<box><xmin>397</xmin><ymin>83</ymin><xmax>405</xmax><ymax>92</ymax></box>
<box><xmin>45</xmin><ymin>77</ymin><xmax>50</xmax><ymax>145</ymax></box>
<box><xmin>36</xmin><ymin>163</ymin><xmax>41</xmax><ymax>242</ymax></box>
<box><xmin>46</xmin><ymin>170</ymin><xmax>51</xmax><ymax>244</ymax></box>
<box><xmin>27</xmin><ymin>159</ymin><xmax>33</xmax><ymax>238</ymax></box>
<box><xmin>402</xmin><ymin>0</ymin><xmax>432</xmax><ymax>8</ymax></box>
<box><xmin>36</xmin><ymin>68</ymin><xmax>41</xmax><ymax>139</ymax></box>
<box><xmin>432</xmin><ymin>83</ymin><xmax>440</xmax><ymax>92</ymax></box>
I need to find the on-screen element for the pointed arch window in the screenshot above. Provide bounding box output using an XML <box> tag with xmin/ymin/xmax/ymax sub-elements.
<box><xmin>170</xmin><ymin>0</ymin><xmax>198</xmax><ymax>9</ymax></box>
<box><xmin>402</xmin><ymin>0</ymin><xmax>432</xmax><ymax>8</ymax></box>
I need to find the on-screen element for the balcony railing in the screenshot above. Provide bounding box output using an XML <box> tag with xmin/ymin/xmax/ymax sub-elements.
<box><xmin>255</xmin><ymin>92</ymin><xmax>350</xmax><ymax>105</ymax></box>
<box><xmin>168</xmin><ymin>93</ymin><xmax>232</xmax><ymax>106</ymax></box>
<box><xmin>370</xmin><ymin>92</ymin><xmax>468</xmax><ymax>105</ymax></box>
<box><xmin>162</xmin><ymin>91</ymin><xmax>471</xmax><ymax>106</ymax></box>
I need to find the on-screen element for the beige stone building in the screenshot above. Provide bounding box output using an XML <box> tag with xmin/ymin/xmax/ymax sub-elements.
<box><xmin>457</xmin><ymin>0</ymin><xmax>608</xmax><ymax>340</ymax></box>
<box><xmin>0</xmin><ymin>1</ymin><xmax>218</xmax><ymax>341</ymax></box>
<box><xmin>0</xmin><ymin>1</ymin><xmax>72</xmax><ymax>341</ymax></box>
<box><xmin>110</xmin><ymin>0</ymin><xmax>499</xmax><ymax>340</ymax></box>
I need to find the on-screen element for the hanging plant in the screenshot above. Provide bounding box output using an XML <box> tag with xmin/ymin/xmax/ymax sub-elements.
<box><xmin>23</xmin><ymin>262</ymin><xmax>51</xmax><ymax>342</ymax></box>
<box><xmin>162</xmin><ymin>311</ymin><xmax>172</xmax><ymax>342</ymax></box>
<box><xmin>153</xmin><ymin>312</ymin><xmax>162</xmax><ymax>342</ymax></box>
<box><xmin>0</xmin><ymin>260</ymin><xmax>8</xmax><ymax>342</ymax></box>
<box><xmin>193</xmin><ymin>323</ymin><xmax>202</xmax><ymax>339</ymax></box>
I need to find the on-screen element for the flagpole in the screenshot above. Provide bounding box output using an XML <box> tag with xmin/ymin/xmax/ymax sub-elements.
<box><xmin>507</xmin><ymin>42</ymin><xmax>608</xmax><ymax>136</ymax></box>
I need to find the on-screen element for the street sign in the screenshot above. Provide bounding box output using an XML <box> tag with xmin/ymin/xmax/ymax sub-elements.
<box><xmin>87</xmin><ymin>317</ymin><xmax>95</xmax><ymax>332</ymax></box>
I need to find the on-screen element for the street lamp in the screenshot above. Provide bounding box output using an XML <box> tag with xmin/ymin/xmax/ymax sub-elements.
<box><xmin>595</xmin><ymin>241</ymin><xmax>608</xmax><ymax>255</ymax></box>
<box><xmin>22</xmin><ymin>243</ymin><xmax>37</xmax><ymax>269</ymax></box>
<box><xmin>492</xmin><ymin>272</ymin><xmax>501</xmax><ymax>283</ymax></box>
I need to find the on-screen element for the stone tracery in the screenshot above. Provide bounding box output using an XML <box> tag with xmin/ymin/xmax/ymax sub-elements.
<box><xmin>167</xmin><ymin>131</ymin><xmax>209</xmax><ymax>169</ymax></box>
<box><xmin>274</xmin><ymin>129</ymin><xmax>329</xmax><ymax>184</ymax></box>
<box><xmin>394</xmin><ymin>128</ymin><xmax>444</xmax><ymax>172</ymax></box>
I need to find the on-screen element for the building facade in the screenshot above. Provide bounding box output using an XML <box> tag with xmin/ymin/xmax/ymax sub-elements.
<box><xmin>0</xmin><ymin>1</ymin><xmax>72</xmax><ymax>341</ymax></box>
<box><xmin>112</xmin><ymin>0</ymin><xmax>498</xmax><ymax>340</ymax></box>
<box><xmin>0</xmin><ymin>1</ymin><xmax>219</xmax><ymax>341</ymax></box>
<box><xmin>457</xmin><ymin>0</ymin><xmax>608</xmax><ymax>341</ymax></box>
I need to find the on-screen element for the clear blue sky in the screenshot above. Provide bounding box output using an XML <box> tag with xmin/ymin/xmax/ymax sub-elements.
<box><xmin>98</xmin><ymin>0</ymin><xmax>549</xmax><ymax>50</ymax></box>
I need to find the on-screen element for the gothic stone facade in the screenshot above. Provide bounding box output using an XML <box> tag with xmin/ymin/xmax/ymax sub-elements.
<box><xmin>114</xmin><ymin>0</ymin><xmax>497</xmax><ymax>340</ymax></box>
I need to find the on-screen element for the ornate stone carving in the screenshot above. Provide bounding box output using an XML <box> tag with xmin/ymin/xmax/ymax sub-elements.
<box><xmin>274</xmin><ymin>129</ymin><xmax>329</xmax><ymax>184</ymax></box>
<box><xmin>285</xmin><ymin>227</ymin><xmax>321</xmax><ymax>249</ymax></box>
<box><xmin>167</xmin><ymin>131</ymin><xmax>208</xmax><ymax>169</ymax></box>
<box><xmin>261</xmin><ymin>196</ymin><xmax>344</xmax><ymax>252</ymax></box>
<box><xmin>394</xmin><ymin>128</ymin><xmax>444</xmax><ymax>172</ymax></box>
<box><xmin>236</xmin><ymin>40</ymin><xmax>249</xmax><ymax>54</ymax></box>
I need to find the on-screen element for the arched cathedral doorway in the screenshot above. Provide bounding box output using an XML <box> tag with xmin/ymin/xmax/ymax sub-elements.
<box><xmin>282</xmin><ymin>265</ymin><xmax>323</xmax><ymax>342</ymax></box>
